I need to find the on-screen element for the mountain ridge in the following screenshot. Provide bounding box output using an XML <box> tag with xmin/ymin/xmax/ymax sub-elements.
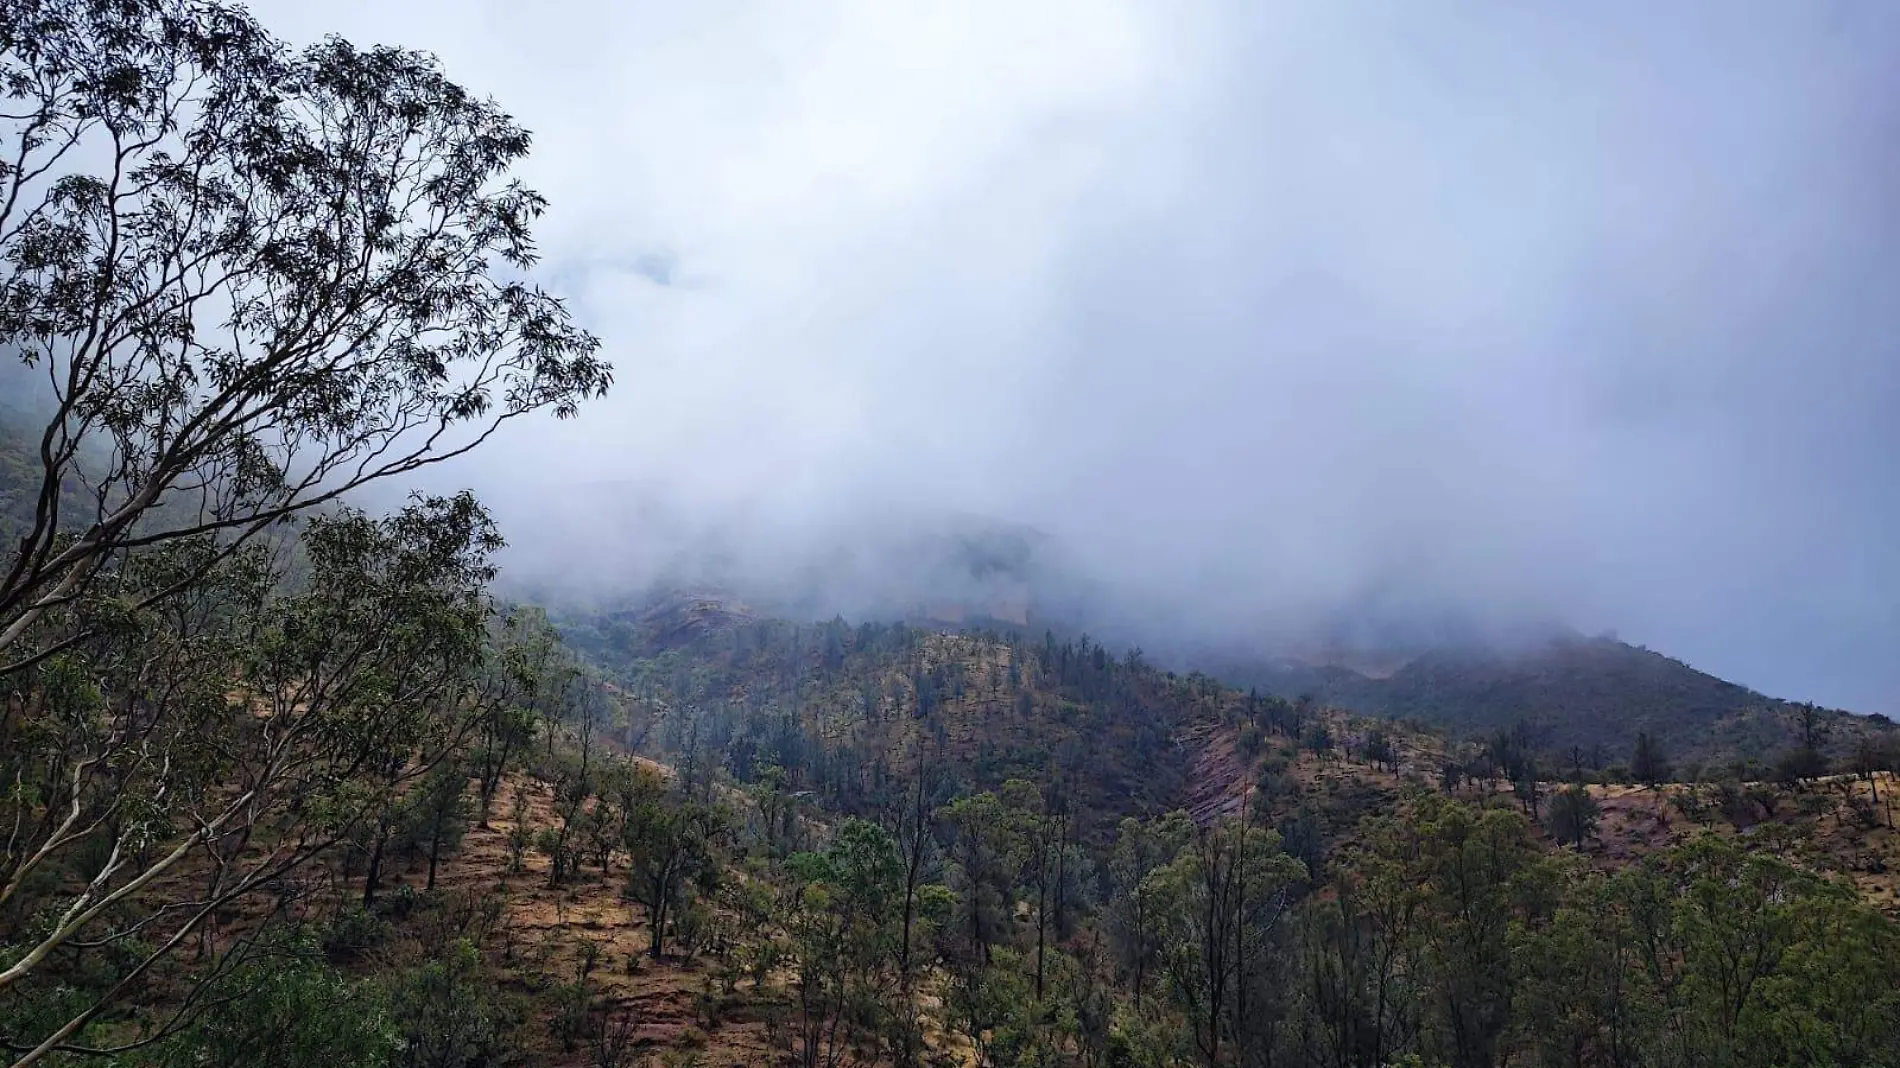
<box><xmin>1203</xmin><ymin>631</ymin><xmax>1890</xmax><ymax>767</ymax></box>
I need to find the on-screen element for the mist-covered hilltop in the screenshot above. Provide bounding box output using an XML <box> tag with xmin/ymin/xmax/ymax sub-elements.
<box><xmin>474</xmin><ymin>482</ymin><xmax>1885</xmax><ymax>768</ymax></box>
<box><xmin>1210</xmin><ymin>636</ymin><xmax>1890</xmax><ymax>768</ymax></box>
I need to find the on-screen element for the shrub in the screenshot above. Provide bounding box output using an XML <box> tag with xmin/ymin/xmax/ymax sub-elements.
<box><xmin>390</xmin><ymin>940</ymin><xmax>504</xmax><ymax>1068</ymax></box>
<box><xmin>323</xmin><ymin>906</ymin><xmax>390</xmax><ymax>963</ymax></box>
<box><xmin>1237</xmin><ymin>724</ymin><xmax>1264</xmax><ymax>757</ymax></box>
<box><xmin>153</xmin><ymin>940</ymin><xmax>399</xmax><ymax>1068</ymax></box>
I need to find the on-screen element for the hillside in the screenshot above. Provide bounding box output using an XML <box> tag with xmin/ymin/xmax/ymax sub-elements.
<box><xmin>554</xmin><ymin>590</ymin><xmax>1900</xmax><ymax>840</ymax></box>
<box><xmin>1212</xmin><ymin>633</ymin><xmax>1894</xmax><ymax>769</ymax></box>
<box><xmin>550</xmin><ymin>590</ymin><xmax>1900</xmax><ymax>908</ymax></box>
<box><xmin>555</xmin><ymin>591</ymin><xmax>1220</xmax><ymax>837</ymax></box>
<box><xmin>12</xmin><ymin>567</ymin><xmax>1900</xmax><ymax>1068</ymax></box>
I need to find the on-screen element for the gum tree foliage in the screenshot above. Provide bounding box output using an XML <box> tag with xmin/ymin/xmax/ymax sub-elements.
<box><xmin>147</xmin><ymin>938</ymin><xmax>401</xmax><ymax>1068</ymax></box>
<box><xmin>1361</xmin><ymin>794</ymin><xmax>1554</xmax><ymax>1068</ymax></box>
<box><xmin>783</xmin><ymin>818</ymin><xmax>905</xmax><ymax>1068</ymax></box>
<box><xmin>0</xmin><ymin>0</ymin><xmax>608</xmax><ymax>674</ymax></box>
<box><xmin>1148</xmin><ymin>816</ymin><xmax>1305</xmax><ymax>1067</ymax></box>
<box><xmin>1107</xmin><ymin>810</ymin><xmax>1193</xmax><ymax>1005</ymax></box>
<box><xmin>0</xmin><ymin>493</ymin><xmax>503</xmax><ymax>1065</ymax></box>
<box><xmin>934</xmin><ymin>790</ymin><xmax>1016</xmax><ymax>964</ymax></box>
<box><xmin>1524</xmin><ymin>837</ymin><xmax>1900</xmax><ymax>1068</ymax></box>
<box><xmin>0</xmin><ymin>1</ymin><xmax>606</xmax><ymax>1063</ymax></box>
<box><xmin>622</xmin><ymin>770</ymin><xmax>729</xmax><ymax>959</ymax></box>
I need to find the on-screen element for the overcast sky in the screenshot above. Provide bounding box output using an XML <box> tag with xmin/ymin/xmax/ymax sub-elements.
<box><xmin>250</xmin><ymin>0</ymin><xmax>1900</xmax><ymax>712</ymax></box>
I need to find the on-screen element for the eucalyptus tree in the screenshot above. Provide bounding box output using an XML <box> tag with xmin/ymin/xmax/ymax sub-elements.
<box><xmin>0</xmin><ymin>0</ymin><xmax>607</xmax><ymax>1062</ymax></box>
<box><xmin>999</xmin><ymin>778</ymin><xmax>1067</xmax><ymax>1002</ymax></box>
<box><xmin>623</xmin><ymin>769</ymin><xmax>729</xmax><ymax>959</ymax></box>
<box><xmin>0</xmin><ymin>0</ymin><xmax>608</xmax><ymax>674</ymax></box>
<box><xmin>1107</xmin><ymin>810</ymin><xmax>1193</xmax><ymax>1005</ymax></box>
<box><xmin>1</xmin><ymin>492</ymin><xmax>504</xmax><ymax>1065</ymax></box>
<box><xmin>1149</xmin><ymin>816</ymin><xmax>1305</xmax><ymax>1066</ymax></box>
<box><xmin>783</xmin><ymin>818</ymin><xmax>905</xmax><ymax>1068</ymax></box>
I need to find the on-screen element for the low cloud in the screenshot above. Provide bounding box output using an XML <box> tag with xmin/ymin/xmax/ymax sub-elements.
<box><xmin>254</xmin><ymin>0</ymin><xmax>1900</xmax><ymax>712</ymax></box>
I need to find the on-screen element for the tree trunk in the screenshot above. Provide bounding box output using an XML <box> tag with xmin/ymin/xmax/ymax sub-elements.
<box><xmin>1034</xmin><ymin>872</ymin><xmax>1047</xmax><ymax>1001</ymax></box>
<box><xmin>900</xmin><ymin>868</ymin><xmax>918</xmax><ymax>989</ymax></box>
<box><xmin>648</xmin><ymin>869</ymin><xmax>672</xmax><ymax>958</ymax></box>
<box><xmin>479</xmin><ymin>740</ymin><xmax>512</xmax><ymax>828</ymax></box>
<box><xmin>1054</xmin><ymin>815</ymin><xmax>1070</xmax><ymax>939</ymax></box>
<box><xmin>1132</xmin><ymin>897</ymin><xmax>1146</xmax><ymax>1007</ymax></box>
<box><xmin>1234</xmin><ymin>843</ymin><xmax>1248</xmax><ymax>1057</ymax></box>
<box><xmin>649</xmin><ymin>898</ymin><xmax>666</xmax><ymax>958</ymax></box>
<box><xmin>363</xmin><ymin>826</ymin><xmax>388</xmax><ymax>908</ymax></box>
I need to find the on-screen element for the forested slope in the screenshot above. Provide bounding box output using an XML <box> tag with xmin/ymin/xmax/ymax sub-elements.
<box><xmin>558</xmin><ymin>592</ymin><xmax>1219</xmax><ymax>836</ymax></box>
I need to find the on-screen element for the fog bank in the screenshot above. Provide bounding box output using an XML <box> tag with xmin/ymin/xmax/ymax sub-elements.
<box><xmin>252</xmin><ymin>1</ymin><xmax>1900</xmax><ymax>712</ymax></box>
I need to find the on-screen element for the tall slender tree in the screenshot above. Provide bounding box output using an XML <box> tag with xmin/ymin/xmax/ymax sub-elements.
<box><xmin>1630</xmin><ymin>732</ymin><xmax>1671</xmax><ymax>788</ymax></box>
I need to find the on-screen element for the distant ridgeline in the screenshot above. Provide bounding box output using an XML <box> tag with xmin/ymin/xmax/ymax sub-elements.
<box><xmin>549</xmin><ymin>560</ymin><xmax>1896</xmax><ymax>791</ymax></box>
<box><xmin>1203</xmin><ymin>633</ymin><xmax>1891</xmax><ymax>770</ymax></box>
